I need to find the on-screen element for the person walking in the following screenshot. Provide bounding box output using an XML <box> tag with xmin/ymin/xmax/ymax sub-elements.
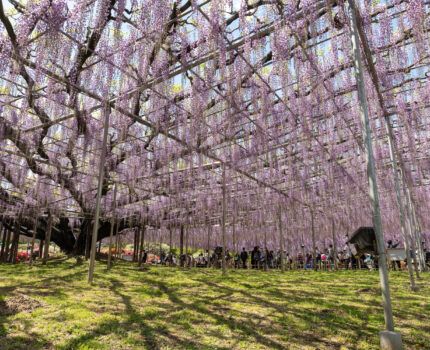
<box><xmin>240</xmin><ymin>247</ymin><xmax>248</xmax><ymax>269</ymax></box>
<box><xmin>251</xmin><ymin>246</ymin><xmax>260</xmax><ymax>269</ymax></box>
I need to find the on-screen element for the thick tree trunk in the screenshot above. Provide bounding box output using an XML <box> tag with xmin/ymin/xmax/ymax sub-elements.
<box><xmin>0</xmin><ymin>216</ymin><xmax>129</xmax><ymax>257</ymax></box>
<box><xmin>1</xmin><ymin>226</ymin><xmax>7</xmax><ymax>261</ymax></box>
<box><xmin>12</xmin><ymin>232</ymin><xmax>19</xmax><ymax>263</ymax></box>
<box><xmin>9</xmin><ymin>235</ymin><xmax>16</xmax><ymax>263</ymax></box>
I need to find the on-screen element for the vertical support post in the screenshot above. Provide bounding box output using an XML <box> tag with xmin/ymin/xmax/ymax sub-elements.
<box><xmin>159</xmin><ymin>233</ymin><xmax>162</xmax><ymax>258</ymax></box>
<box><xmin>4</xmin><ymin>228</ymin><xmax>11</xmax><ymax>262</ymax></box>
<box><xmin>264</xmin><ymin>228</ymin><xmax>268</xmax><ymax>271</ymax></box>
<box><xmin>207</xmin><ymin>218</ymin><xmax>211</xmax><ymax>268</ymax></box>
<box><xmin>331</xmin><ymin>218</ymin><xmax>338</xmax><ymax>271</ymax></box>
<box><xmin>85</xmin><ymin>224</ymin><xmax>91</xmax><ymax>260</ymax></box>
<box><xmin>10</xmin><ymin>217</ymin><xmax>21</xmax><ymax>264</ymax></box>
<box><xmin>400</xmin><ymin>169</ymin><xmax>420</xmax><ymax>279</ymax></box>
<box><xmin>406</xmin><ymin>186</ymin><xmax>426</xmax><ymax>271</ymax></box>
<box><xmin>29</xmin><ymin>217</ymin><xmax>38</xmax><ymax>267</ymax></box>
<box><xmin>384</xmin><ymin>122</ymin><xmax>416</xmax><ymax>287</ymax></box>
<box><xmin>139</xmin><ymin>225</ymin><xmax>145</xmax><ymax>267</ymax></box>
<box><xmin>132</xmin><ymin>229</ymin><xmax>137</xmax><ymax>262</ymax></box>
<box><xmin>301</xmin><ymin>232</ymin><xmax>305</xmax><ymax>270</ymax></box>
<box><xmin>232</xmin><ymin>214</ymin><xmax>236</xmax><ymax>263</ymax></box>
<box><xmin>169</xmin><ymin>226</ymin><xmax>173</xmax><ymax>255</ymax></box>
<box><xmin>278</xmin><ymin>204</ymin><xmax>285</xmax><ymax>272</ymax></box>
<box><xmin>114</xmin><ymin>219</ymin><xmax>120</xmax><ymax>258</ymax></box>
<box><xmin>107</xmin><ymin>183</ymin><xmax>117</xmax><ymax>270</ymax></box>
<box><xmin>185</xmin><ymin>225</ymin><xmax>189</xmax><ymax>258</ymax></box>
<box><xmin>39</xmin><ymin>239</ymin><xmax>44</xmax><ymax>259</ymax></box>
<box><xmin>134</xmin><ymin>228</ymin><xmax>140</xmax><ymax>263</ymax></box>
<box><xmin>42</xmin><ymin>213</ymin><xmax>53</xmax><ymax>265</ymax></box>
<box><xmin>353</xmin><ymin>2</ymin><xmax>418</xmax><ymax>284</ymax></box>
<box><xmin>346</xmin><ymin>0</ymin><xmax>396</xmax><ymax>333</ymax></box>
<box><xmin>311</xmin><ymin>210</ymin><xmax>317</xmax><ymax>271</ymax></box>
<box><xmin>180</xmin><ymin>225</ymin><xmax>184</xmax><ymax>257</ymax></box>
<box><xmin>88</xmin><ymin>104</ymin><xmax>110</xmax><ymax>284</ymax></box>
<box><xmin>0</xmin><ymin>225</ymin><xmax>6</xmax><ymax>261</ymax></box>
<box><xmin>221</xmin><ymin>163</ymin><xmax>227</xmax><ymax>276</ymax></box>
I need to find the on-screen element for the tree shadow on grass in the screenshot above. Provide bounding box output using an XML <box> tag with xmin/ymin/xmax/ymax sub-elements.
<box><xmin>188</xmin><ymin>276</ymin><xmax>377</xmax><ymax>349</ymax></box>
<box><xmin>56</xmin><ymin>277</ymin><xmax>232</xmax><ymax>350</ymax></box>
<box><xmin>137</xmin><ymin>275</ymin><xmax>288</xmax><ymax>349</ymax></box>
<box><xmin>193</xmin><ymin>272</ymin><xmax>430</xmax><ymax>349</ymax></box>
<box><xmin>0</xmin><ymin>311</ymin><xmax>51</xmax><ymax>349</ymax></box>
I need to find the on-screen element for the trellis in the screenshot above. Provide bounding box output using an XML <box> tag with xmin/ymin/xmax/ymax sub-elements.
<box><xmin>0</xmin><ymin>0</ymin><xmax>430</xmax><ymax>343</ymax></box>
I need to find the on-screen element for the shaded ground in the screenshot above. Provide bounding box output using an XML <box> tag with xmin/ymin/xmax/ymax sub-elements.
<box><xmin>0</xmin><ymin>258</ymin><xmax>429</xmax><ymax>349</ymax></box>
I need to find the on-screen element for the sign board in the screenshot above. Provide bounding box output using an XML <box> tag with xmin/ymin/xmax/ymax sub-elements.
<box><xmin>387</xmin><ymin>248</ymin><xmax>406</xmax><ymax>261</ymax></box>
<box><xmin>121</xmin><ymin>255</ymin><xmax>133</xmax><ymax>261</ymax></box>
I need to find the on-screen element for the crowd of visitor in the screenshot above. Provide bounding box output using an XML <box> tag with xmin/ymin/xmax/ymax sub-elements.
<box><xmin>137</xmin><ymin>240</ymin><xmax>430</xmax><ymax>271</ymax></box>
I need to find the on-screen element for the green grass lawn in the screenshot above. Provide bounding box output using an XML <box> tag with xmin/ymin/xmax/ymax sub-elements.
<box><xmin>0</xmin><ymin>257</ymin><xmax>429</xmax><ymax>350</ymax></box>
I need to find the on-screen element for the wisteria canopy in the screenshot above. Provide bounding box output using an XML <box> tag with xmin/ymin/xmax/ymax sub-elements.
<box><xmin>0</xmin><ymin>0</ymin><xmax>429</xmax><ymax>255</ymax></box>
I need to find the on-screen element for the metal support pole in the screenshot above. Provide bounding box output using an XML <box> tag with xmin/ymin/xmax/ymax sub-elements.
<box><xmin>107</xmin><ymin>183</ymin><xmax>117</xmax><ymax>270</ymax></box>
<box><xmin>169</xmin><ymin>226</ymin><xmax>173</xmax><ymax>265</ymax></box>
<box><xmin>232</xmin><ymin>214</ymin><xmax>236</xmax><ymax>266</ymax></box>
<box><xmin>278</xmin><ymin>204</ymin><xmax>285</xmax><ymax>272</ymax></box>
<box><xmin>114</xmin><ymin>218</ymin><xmax>120</xmax><ymax>258</ymax></box>
<box><xmin>29</xmin><ymin>217</ymin><xmax>38</xmax><ymax>268</ymax></box>
<box><xmin>311</xmin><ymin>210</ymin><xmax>317</xmax><ymax>271</ymax></box>
<box><xmin>352</xmin><ymin>1</ymin><xmax>418</xmax><ymax>285</ymax></box>
<box><xmin>11</xmin><ymin>217</ymin><xmax>21</xmax><ymax>264</ymax></box>
<box><xmin>400</xmin><ymin>168</ymin><xmax>420</xmax><ymax>279</ymax></box>
<box><xmin>406</xmin><ymin>186</ymin><xmax>426</xmax><ymax>271</ymax></box>
<box><xmin>139</xmin><ymin>224</ymin><xmax>145</xmax><ymax>266</ymax></box>
<box><xmin>384</xmin><ymin>119</ymin><xmax>416</xmax><ymax>288</ymax></box>
<box><xmin>221</xmin><ymin>163</ymin><xmax>227</xmax><ymax>276</ymax></box>
<box><xmin>331</xmin><ymin>218</ymin><xmax>338</xmax><ymax>271</ymax></box>
<box><xmin>0</xmin><ymin>225</ymin><xmax>6</xmax><ymax>260</ymax></box>
<box><xmin>207</xmin><ymin>218</ymin><xmax>211</xmax><ymax>268</ymax></box>
<box><xmin>42</xmin><ymin>213</ymin><xmax>53</xmax><ymax>265</ymax></box>
<box><xmin>88</xmin><ymin>104</ymin><xmax>110</xmax><ymax>284</ymax></box>
<box><xmin>264</xmin><ymin>228</ymin><xmax>268</xmax><ymax>271</ymax></box>
<box><xmin>346</xmin><ymin>0</ymin><xmax>396</xmax><ymax>333</ymax></box>
<box><xmin>301</xmin><ymin>233</ymin><xmax>305</xmax><ymax>270</ymax></box>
